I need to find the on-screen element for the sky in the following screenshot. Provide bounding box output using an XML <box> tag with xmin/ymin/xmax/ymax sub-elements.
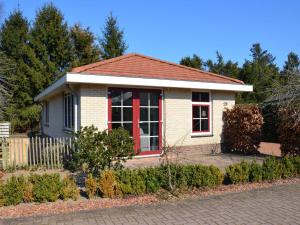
<box><xmin>1</xmin><ymin>0</ymin><xmax>300</xmax><ymax>68</ymax></box>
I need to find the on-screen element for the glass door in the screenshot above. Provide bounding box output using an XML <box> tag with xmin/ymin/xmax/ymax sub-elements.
<box><xmin>139</xmin><ymin>91</ymin><xmax>160</xmax><ymax>152</ymax></box>
<box><xmin>108</xmin><ymin>88</ymin><xmax>162</xmax><ymax>155</ymax></box>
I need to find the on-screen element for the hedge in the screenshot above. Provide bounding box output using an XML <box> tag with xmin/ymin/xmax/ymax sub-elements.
<box><xmin>0</xmin><ymin>174</ymin><xmax>78</xmax><ymax>206</ymax></box>
<box><xmin>223</xmin><ymin>104</ymin><xmax>263</xmax><ymax>154</ymax></box>
<box><xmin>0</xmin><ymin>156</ymin><xmax>299</xmax><ymax>206</ymax></box>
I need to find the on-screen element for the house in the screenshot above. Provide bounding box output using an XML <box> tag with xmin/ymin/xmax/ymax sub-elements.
<box><xmin>34</xmin><ymin>53</ymin><xmax>252</xmax><ymax>156</ymax></box>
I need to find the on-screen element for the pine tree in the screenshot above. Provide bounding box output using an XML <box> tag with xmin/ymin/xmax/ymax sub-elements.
<box><xmin>100</xmin><ymin>13</ymin><xmax>128</xmax><ymax>59</ymax></box>
<box><xmin>238</xmin><ymin>43</ymin><xmax>280</xmax><ymax>103</ymax></box>
<box><xmin>31</xmin><ymin>3</ymin><xmax>73</xmax><ymax>82</ymax></box>
<box><xmin>282</xmin><ymin>52</ymin><xmax>300</xmax><ymax>75</ymax></box>
<box><xmin>70</xmin><ymin>23</ymin><xmax>101</xmax><ymax>67</ymax></box>
<box><xmin>0</xmin><ymin>51</ymin><xmax>14</xmax><ymax>120</ymax></box>
<box><xmin>206</xmin><ymin>52</ymin><xmax>240</xmax><ymax>78</ymax></box>
<box><xmin>0</xmin><ymin>10</ymin><xmax>44</xmax><ymax>131</ymax></box>
<box><xmin>180</xmin><ymin>54</ymin><xmax>204</xmax><ymax>70</ymax></box>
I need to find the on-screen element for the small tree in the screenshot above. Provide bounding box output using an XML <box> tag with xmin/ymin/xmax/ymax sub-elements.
<box><xmin>223</xmin><ymin>104</ymin><xmax>263</xmax><ymax>154</ymax></box>
<box><xmin>71</xmin><ymin>126</ymin><xmax>134</xmax><ymax>174</ymax></box>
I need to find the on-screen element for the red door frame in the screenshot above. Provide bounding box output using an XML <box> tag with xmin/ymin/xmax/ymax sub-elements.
<box><xmin>107</xmin><ymin>87</ymin><xmax>162</xmax><ymax>156</ymax></box>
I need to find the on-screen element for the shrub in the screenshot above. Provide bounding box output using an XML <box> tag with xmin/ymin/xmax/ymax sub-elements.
<box><xmin>85</xmin><ymin>174</ymin><xmax>97</xmax><ymax>199</ymax></box>
<box><xmin>99</xmin><ymin>170</ymin><xmax>121</xmax><ymax>198</ymax></box>
<box><xmin>115</xmin><ymin>169</ymin><xmax>134</xmax><ymax>195</ymax></box>
<box><xmin>292</xmin><ymin>156</ymin><xmax>300</xmax><ymax>174</ymax></box>
<box><xmin>29</xmin><ymin>174</ymin><xmax>62</xmax><ymax>202</ymax></box>
<box><xmin>3</xmin><ymin>176</ymin><xmax>26</xmax><ymax>206</ymax></box>
<box><xmin>61</xmin><ymin>176</ymin><xmax>80</xmax><ymax>201</ymax></box>
<box><xmin>249</xmin><ymin>162</ymin><xmax>263</xmax><ymax>182</ymax></box>
<box><xmin>262</xmin><ymin>157</ymin><xmax>282</xmax><ymax>181</ymax></box>
<box><xmin>278</xmin><ymin>108</ymin><xmax>300</xmax><ymax>156</ymax></box>
<box><xmin>71</xmin><ymin>126</ymin><xmax>134</xmax><ymax>175</ymax></box>
<box><xmin>208</xmin><ymin>165</ymin><xmax>224</xmax><ymax>186</ymax></box>
<box><xmin>225</xmin><ymin>161</ymin><xmax>250</xmax><ymax>184</ymax></box>
<box><xmin>281</xmin><ymin>157</ymin><xmax>296</xmax><ymax>178</ymax></box>
<box><xmin>0</xmin><ymin>181</ymin><xmax>4</xmax><ymax>207</ymax></box>
<box><xmin>223</xmin><ymin>104</ymin><xmax>263</xmax><ymax>154</ymax></box>
<box><xmin>23</xmin><ymin>181</ymin><xmax>33</xmax><ymax>203</ymax></box>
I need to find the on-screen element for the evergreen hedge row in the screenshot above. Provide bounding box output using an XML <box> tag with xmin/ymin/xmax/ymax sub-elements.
<box><xmin>0</xmin><ymin>156</ymin><xmax>299</xmax><ymax>206</ymax></box>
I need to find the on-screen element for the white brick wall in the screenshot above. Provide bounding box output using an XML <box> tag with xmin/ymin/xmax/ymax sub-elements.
<box><xmin>163</xmin><ymin>88</ymin><xmax>235</xmax><ymax>146</ymax></box>
<box><xmin>79</xmin><ymin>84</ymin><xmax>107</xmax><ymax>131</ymax></box>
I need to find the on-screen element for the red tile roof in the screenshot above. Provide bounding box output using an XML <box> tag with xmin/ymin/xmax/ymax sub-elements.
<box><xmin>71</xmin><ymin>53</ymin><xmax>244</xmax><ymax>84</ymax></box>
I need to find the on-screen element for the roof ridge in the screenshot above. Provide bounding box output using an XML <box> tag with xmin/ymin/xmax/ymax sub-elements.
<box><xmin>132</xmin><ymin>53</ymin><xmax>244</xmax><ymax>84</ymax></box>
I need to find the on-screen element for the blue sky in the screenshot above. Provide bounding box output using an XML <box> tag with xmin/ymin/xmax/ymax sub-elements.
<box><xmin>1</xmin><ymin>0</ymin><xmax>300</xmax><ymax>68</ymax></box>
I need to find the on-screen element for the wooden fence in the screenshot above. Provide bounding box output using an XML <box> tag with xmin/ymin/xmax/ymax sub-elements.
<box><xmin>0</xmin><ymin>137</ymin><xmax>74</xmax><ymax>170</ymax></box>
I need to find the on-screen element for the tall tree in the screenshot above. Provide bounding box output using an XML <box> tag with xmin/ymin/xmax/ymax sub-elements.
<box><xmin>282</xmin><ymin>52</ymin><xmax>300</xmax><ymax>75</ymax></box>
<box><xmin>238</xmin><ymin>43</ymin><xmax>280</xmax><ymax>103</ymax></box>
<box><xmin>31</xmin><ymin>3</ymin><xmax>73</xmax><ymax>82</ymax></box>
<box><xmin>0</xmin><ymin>10</ymin><xmax>44</xmax><ymax>131</ymax></box>
<box><xmin>0</xmin><ymin>51</ymin><xmax>14</xmax><ymax>120</ymax></box>
<box><xmin>180</xmin><ymin>54</ymin><xmax>204</xmax><ymax>70</ymax></box>
<box><xmin>206</xmin><ymin>51</ymin><xmax>240</xmax><ymax>78</ymax></box>
<box><xmin>70</xmin><ymin>23</ymin><xmax>101</xmax><ymax>67</ymax></box>
<box><xmin>100</xmin><ymin>12</ymin><xmax>128</xmax><ymax>59</ymax></box>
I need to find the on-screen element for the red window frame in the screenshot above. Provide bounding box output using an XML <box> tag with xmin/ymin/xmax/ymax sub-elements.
<box><xmin>192</xmin><ymin>104</ymin><xmax>210</xmax><ymax>133</ymax></box>
<box><xmin>108</xmin><ymin>88</ymin><xmax>162</xmax><ymax>156</ymax></box>
<box><xmin>192</xmin><ymin>92</ymin><xmax>211</xmax><ymax>134</ymax></box>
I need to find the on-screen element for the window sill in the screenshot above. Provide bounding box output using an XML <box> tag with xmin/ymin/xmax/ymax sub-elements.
<box><xmin>63</xmin><ymin>128</ymin><xmax>74</xmax><ymax>134</ymax></box>
<box><xmin>191</xmin><ymin>132</ymin><xmax>213</xmax><ymax>137</ymax></box>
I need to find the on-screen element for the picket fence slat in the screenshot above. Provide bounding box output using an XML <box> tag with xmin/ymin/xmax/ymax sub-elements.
<box><xmin>0</xmin><ymin>136</ymin><xmax>74</xmax><ymax>170</ymax></box>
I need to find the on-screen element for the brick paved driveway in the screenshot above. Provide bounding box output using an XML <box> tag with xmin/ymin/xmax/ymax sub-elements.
<box><xmin>3</xmin><ymin>182</ymin><xmax>300</xmax><ymax>225</ymax></box>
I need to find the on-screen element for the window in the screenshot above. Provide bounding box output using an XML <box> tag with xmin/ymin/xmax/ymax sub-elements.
<box><xmin>64</xmin><ymin>93</ymin><xmax>74</xmax><ymax>130</ymax></box>
<box><xmin>192</xmin><ymin>92</ymin><xmax>211</xmax><ymax>133</ymax></box>
<box><xmin>44</xmin><ymin>101</ymin><xmax>49</xmax><ymax>126</ymax></box>
<box><xmin>110</xmin><ymin>90</ymin><xmax>133</xmax><ymax>135</ymax></box>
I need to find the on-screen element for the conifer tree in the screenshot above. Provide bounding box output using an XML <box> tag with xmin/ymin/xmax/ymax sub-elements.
<box><xmin>206</xmin><ymin>52</ymin><xmax>240</xmax><ymax>78</ymax></box>
<box><xmin>70</xmin><ymin>23</ymin><xmax>101</xmax><ymax>67</ymax></box>
<box><xmin>0</xmin><ymin>10</ymin><xmax>44</xmax><ymax>131</ymax></box>
<box><xmin>180</xmin><ymin>54</ymin><xmax>204</xmax><ymax>70</ymax></box>
<box><xmin>282</xmin><ymin>52</ymin><xmax>300</xmax><ymax>75</ymax></box>
<box><xmin>238</xmin><ymin>43</ymin><xmax>280</xmax><ymax>103</ymax></box>
<box><xmin>31</xmin><ymin>3</ymin><xmax>73</xmax><ymax>82</ymax></box>
<box><xmin>100</xmin><ymin>13</ymin><xmax>128</xmax><ymax>59</ymax></box>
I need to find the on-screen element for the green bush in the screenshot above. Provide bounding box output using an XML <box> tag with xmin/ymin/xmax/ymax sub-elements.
<box><xmin>29</xmin><ymin>174</ymin><xmax>62</xmax><ymax>202</ymax></box>
<box><xmin>71</xmin><ymin>126</ymin><xmax>134</xmax><ymax>175</ymax></box>
<box><xmin>249</xmin><ymin>162</ymin><xmax>263</xmax><ymax>182</ymax></box>
<box><xmin>262</xmin><ymin>157</ymin><xmax>282</xmax><ymax>181</ymax></box>
<box><xmin>281</xmin><ymin>157</ymin><xmax>296</xmax><ymax>178</ymax></box>
<box><xmin>3</xmin><ymin>176</ymin><xmax>26</xmax><ymax>206</ymax></box>
<box><xmin>61</xmin><ymin>176</ymin><xmax>80</xmax><ymax>201</ymax></box>
<box><xmin>292</xmin><ymin>156</ymin><xmax>300</xmax><ymax>174</ymax></box>
<box><xmin>225</xmin><ymin>161</ymin><xmax>250</xmax><ymax>184</ymax></box>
